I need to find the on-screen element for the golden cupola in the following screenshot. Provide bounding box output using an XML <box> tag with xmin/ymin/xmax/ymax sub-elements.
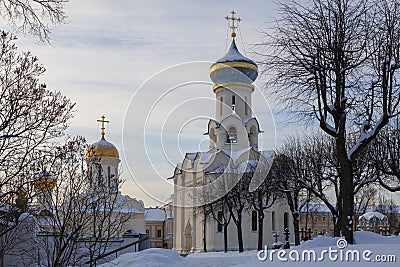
<box><xmin>86</xmin><ymin>116</ymin><xmax>119</xmax><ymax>159</ymax></box>
<box><xmin>34</xmin><ymin>169</ymin><xmax>56</xmax><ymax>191</ymax></box>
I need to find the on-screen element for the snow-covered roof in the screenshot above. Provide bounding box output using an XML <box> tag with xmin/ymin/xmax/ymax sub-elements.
<box><xmin>145</xmin><ymin>208</ymin><xmax>165</xmax><ymax>222</ymax></box>
<box><xmin>186</xmin><ymin>152</ymin><xmax>198</xmax><ymax>162</ymax></box>
<box><xmin>260</xmin><ymin>150</ymin><xmax>275</xmax><ymax>160</ymax></box>
<box><xmin>300</xmin><ymin>204</ymin><xmax>333</xmax><ymax>213</ymax></box>
<box><xmin>220</xmin><ymin>147</ymin><xmax>252</xmax><ymax>164</ymax></box>
<box><xmin>199</xmin><ymin>152</ymin><xmax>214</xmax><ymax>164</ymax></box>
<box><xmin>0</xmin><ymin>203</ymin><xmax>11</xmax><ymax>212</ymax></box>
<box><xmin>359</xmin><ymin>211</ymin><xmax>386</xmax><ymax>221</ymax></box>
<box><xmin>207</xmin><ymin>165</ymin><xmax>227</xmax><ymax>174</ymax></box>
<box><xmin>216</xmin><ymin>41</ymin><xmax>256</xmax><ymax>65</ymax></box>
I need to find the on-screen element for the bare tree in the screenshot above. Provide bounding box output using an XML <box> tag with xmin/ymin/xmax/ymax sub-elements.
<box><xmin>202</xmin><ymin>194</ymin><xmax>232</xmax><ymax>253</ymax></box>
<box><xmin>271</xmin><ymin>151</ymin><xmax>311</xmax><ymax>246</ymax></box>
<box><xmin>246</xmin><ymin>162</ymin><xmax>279</xmax><ymax>250</ymax></box>
<box><xmin>259</xmin><ymin>0</ymin><xmax>400</xmax><ymax>242</ymax></box>
<box><xmin>376</xmin><ymin>193</ymin><xmax>400</xmax><ymax>234</ymax></box>
<box><xmin>33</xmin><ymin>137</ymin><xmax>135</xmax><ymax>267</ymax></box>
<box><xmin>0</xmin><ymin>0</ymin><xmax>68</xmax><ymax>42</ymax></box>
<box><xmin>370</xmin><ymin>120</ymin><xmax>400</xmax><ymax>191</ymax></box>
<box><xmin>0</xmin><ymin>30</ymin><xmax>73</xmax><ymax>260</ymax></box>
<box><xmin>275</xmin><ymin>133</ymin><xmax>377</xmax><ymax>240</ymax></box>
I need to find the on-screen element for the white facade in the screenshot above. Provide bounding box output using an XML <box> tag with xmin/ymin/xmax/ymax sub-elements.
<box><xmin>172</xmin><ymin>34</ymin><xmax>293</xmax><ymax>253</ymax></box>
<box><xmin>86</xmin><ymin>127</ymin><xmax>146</xmax><ymax>235</ymax></box>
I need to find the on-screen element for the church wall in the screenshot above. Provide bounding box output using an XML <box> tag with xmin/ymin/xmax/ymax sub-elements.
<box><xmin>173</xmin><ymin>175</ymin><xmax>294</xmax><ymax>252</ymax></box>
<box><xmin>124</xmin><ymin>213</ymin><xmax>145</xmax><ymax>235</ymax></box>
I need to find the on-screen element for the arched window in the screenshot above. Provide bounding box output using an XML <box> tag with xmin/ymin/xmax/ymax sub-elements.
<box><xmin>88</xmin><ymin>166</ymin><xmax>93</xmax><ymax>187</ymax></box>
<box><xmin>227</xmin><ymin>127</ymin><xmax>237</xmax><ymax>143</ymax></box>
<box><xmin>97</xmin><ymin>166</ymin><xmax>102</xmax><ymax>186</ymax></box>
<box><xmin>284</xmin><ymin>212</ymin><xmax>289</xmax><ymax>229</ymax></box>
<box><xmin>232</xmin><ymin>95</ymin><xmax>236</xmax><ymax>106</ymax></box>
<box><xmin>220</xmin><ymin>97</ymin><xmax>223</xmax><ymax>116</ymax></box>
<box><xmin>245</xmin><ymin>96</ymin><xmax>248</xmax><ymax>116</ymax></box>
<box><xmin>271</xmin><ymin>211</ymin><xmax>276</xmax><ymax>231</ymax></box>
<box><xmin>217</xmin><ymin>211</ymin><xmax>223</xmax><ymax>232</ymax></box>
<box><xmin>251</xmin><ymin>210</ymin><xmax>258</xmax><ymax>231</ymax></box>
<box><xmin>107</xmin><ymin>166</ymin><xmax>111</xmax><ymax>187</ymax></box>
<box><xmin>249</xmin><ymin>125</ymin><xmax>258</xmax><ymax>147</ymax></box>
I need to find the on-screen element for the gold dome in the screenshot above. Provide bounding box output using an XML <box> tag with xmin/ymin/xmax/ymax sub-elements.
<box><xmin>86</xmin><ymin>138</ymin><xmax>119</xmax><ymax>158</ymax></box>
<box><xmin>86</xmin><ymin>116</ymin><xmax>119</xmax><ymax>159</ymax></box>
<box><xmin>34</xmin><ymin>170</ymin><xmax>56</xmax><ymax>191</ymax></box>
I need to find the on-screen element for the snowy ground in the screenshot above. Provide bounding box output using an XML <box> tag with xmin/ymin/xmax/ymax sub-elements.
<box><xmin>100</xmin><ymin>231</ymin><xmax>400</xmax><ymax>267</ymax></box>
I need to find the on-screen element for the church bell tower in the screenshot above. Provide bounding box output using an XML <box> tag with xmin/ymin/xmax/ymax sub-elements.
<box><xmin>207</xmin><ymin>11</ymin><xmax>261</xmax><ymax>151</ymax></box>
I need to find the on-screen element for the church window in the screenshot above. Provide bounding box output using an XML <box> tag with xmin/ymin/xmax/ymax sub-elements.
<box><xmin>217</xmin><ymin>211</ymin><xmax>223</xmax><ymax>232</ymax></box>
<box><xmin>314</xmin><ymin>216</ymin><xmax>318</xmax><ymax>222</ymax></box>
<box><xmin>271</xmin><ymin>211</ymin><xmax>276</xmax><ymax>231</ymax></box>
<box><xmin>98</xmin><ymin>166</ymin><xmax>102</xmax><ymax>186</ymax></box>
<box><xmin>88</xmin><ymin>166</ymin><xmax>93</xmax><ymax>187</ymax></box>
<box><xmin>220</xmin><ymin>97</ymin><xmax>223</xmax><ymax>116</ymax></box>
<box><xmin>284</xmin><ymin>212</ymin><xmax>289</xmax><ymax>229</ymax></box>
<box><xmin>232</xmin><ymin>95</ymin><xmax>235</xmax><ymax>106</ymax></box>
<box><xmin>251</xmin><ymin>210</ymin><xmax>258</xmax><ymax>231</ymax></box>
<box><xmin>227</xmin><ymin>127</ymin><xmax>237</xmax><ymax>143</ymax></box>
<box><xmin>322</xmin><ymin>216</ymin><xmax>326</xmax><ymax>222</ymax></box>
<box><xmin>107</xmin><ymin>166</ymin><xmax>111</xmax><ymax>187</ymax></box>
<box><xmin>245</xmin><ymin>96</ymin><xmax>248</xmax><ymax>116</ymax></box>
<box><xmin>157</xmin><ymin>229</ymin><xmax>162</xmax><ymax>238</ymax></box>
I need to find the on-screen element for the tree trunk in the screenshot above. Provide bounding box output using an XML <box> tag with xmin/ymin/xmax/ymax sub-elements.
<box><xmin>203</xmin><ymin>207</ymin><xmax>207</xmax><ymax>252</ymax></box>
<box><xmin>334</xmin><ymin>208</ymin><xmax>342</xmax><ymax>237</ymax></box>
<box><xmin>340</xmin><ymin>170</ymin><xmax>354</xmax><ymax>243</ymax></box>
<box><xmin>223</xmin><ymin>224</ymin><xmax>228</xmax><ymax>253</ymax></box>
<box><xmin>257</xmin><ymin>216</ymin><xmax>264</xmax><ymax>251</ymax></box>
<box><xmin>337</xmin><ymin>136</ymin><xmax>354</xmax><ymax>243</ymax></box>
<box><xmin>237</xmin><ymin>214</ymin><xmax>244</xmax><ymax>252</ymax></box>
<box><xmin>292</xmin><ymin>213</ymin><xmax>300</xmax><ymax>246</ymax></box>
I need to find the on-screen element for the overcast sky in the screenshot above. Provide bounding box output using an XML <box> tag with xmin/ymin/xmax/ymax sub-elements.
<box><xmin>14</xmin><ymin>1</ymin><xmax>398</xmax><ymax>207</ymax></box>
<box><xmin>11</xmin><ymin>1</ymin><xmax>284</xmax><ymax>207</ymax></box>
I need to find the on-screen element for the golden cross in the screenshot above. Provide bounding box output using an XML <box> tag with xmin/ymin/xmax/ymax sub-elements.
<box><xmin>225</xmin><ymin>10</ymin><xmax>241</xmax><ymax>40</ymax></box>
<box><xmin>97</xmin><ymin>115</ymin><xmax>109</xmax><ymax>140</ymax></box>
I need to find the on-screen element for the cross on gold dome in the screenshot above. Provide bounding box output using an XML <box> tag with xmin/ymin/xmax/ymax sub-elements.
<box><xmin>225</xmin><ymin>10</ymin><xmax>241</xmax><ymax>41</ymax></box>
<box><xmin>97</xmin><ymin>115</ymin><xmax>109</xmax><ymax>140</ymax></box>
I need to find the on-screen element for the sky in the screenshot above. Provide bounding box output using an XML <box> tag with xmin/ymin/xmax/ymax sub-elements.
<box><xmin>11</xmin><ymin>0</ymin><xmax>285</xmax><ymax>207</ymax></box>
<box><xmin>12</xmin><ymin>1</ymin><xmax>399</xmax><ymax>207</ymax></box>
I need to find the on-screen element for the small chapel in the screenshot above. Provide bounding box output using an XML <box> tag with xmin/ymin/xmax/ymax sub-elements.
<box><xmin>84</xmin><ymin>116</ymin><xmax>146</xmax><ymax>236</ymax></box>
<box><xmin>172</xmin><ymin>11</ymin><xmax>293</xmax><ymax>253</ymax></box>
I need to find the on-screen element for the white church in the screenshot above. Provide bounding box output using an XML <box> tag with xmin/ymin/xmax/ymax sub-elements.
<box><xmin>172</xmin><ymin>12</ymin><xmax>293</xmax><ymax>253</ymax></box>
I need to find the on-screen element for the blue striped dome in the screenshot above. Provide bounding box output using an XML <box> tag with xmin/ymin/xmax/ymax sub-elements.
<box><xmin>210</xmin><ymin>41</ymin><xmax>258</xmax><ymax>89</ymax></box>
